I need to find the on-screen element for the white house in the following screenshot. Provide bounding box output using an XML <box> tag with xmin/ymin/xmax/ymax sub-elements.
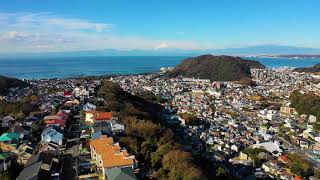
<box><xmin>41</xmin><ymin>126</ymin><xmax>64</xmax><ymax>145</ymax></box>
<box><xmin>83</xmin><ymin>102</ymin><xmax>97</xmax><ymax>112</ymax></box>
<box><xmin>253</xmin><ymin>142</ymin><xmax>283</xmax><ymax>157</ymax></box>
<box><xmin>1</xmin><ymin>116</ymin><xmax>15</xmax><ymax>128</ymax></box>
<box><xmin>109</xmin><ymin>120</ymin><xmax>125</xmax><ymax>133</ymax></box>
<box><xmin>309</xmin><ymin>115</ymin><xmax>317</xmax><ymax>123</ymax></box>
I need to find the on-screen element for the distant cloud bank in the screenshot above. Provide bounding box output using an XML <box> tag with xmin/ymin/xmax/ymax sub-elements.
<box><xmin>0</xmin><ymin>12</ymin><xmax>209</xmax><ymax>53</ymax></box>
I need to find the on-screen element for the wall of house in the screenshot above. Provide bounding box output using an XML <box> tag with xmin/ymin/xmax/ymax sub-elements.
<box><xmin>85</xmin><ymin>113</ymin><xmax>94</xmax><ymax>123</ymax></box>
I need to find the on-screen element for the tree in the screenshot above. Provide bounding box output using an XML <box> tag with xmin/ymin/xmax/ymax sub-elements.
<box><xmin>290</xmin><ymin>91</ymin><xmax>320</xmax><ymax>120</ymax></box>
<box><xmin>242</xmin><ymin>148</ymin><xmax>267</xmax><ymax>165</ymax></box>
<box><xmin>216</xmin><ymin>167</ymin><xmax>225</xmax><ymax>177</ymax></box>
<box><xmin>151</xmin><ymin>142</ymin><xmax>173</xmax><ymax>168</ymax></box>
<box><xmin>30</xmin><ymin>95</ymin><xmax>39</xmax><ymax>103</ymax></box>
<box><xmin>288</xmin><ymin>153</ymin><xmax>313</xmax><ymax>178</ymax></box>
<box><xmin>180</xmin><ymin>113</ymin><xmax>199</xmax><ymax>126</ymax></box>
<box><xmin>314</xmin><ymin>168</ymin><xmax>320</xmax><ymax>179</ymax></box>
<box><xmin>162</xmin><ymin>150</ymin><xmax>203</xmax><ymax>180</ymax></box>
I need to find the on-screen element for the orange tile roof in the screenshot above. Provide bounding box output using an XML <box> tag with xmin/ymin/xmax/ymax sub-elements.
<box><xmin>293</xmin><ymin>176</ymin><xmax>302</xmax><ymax>180</ymax></box>
<box><xmin>278</xmin><ymin>155</ymin><xmax>291</xmax><ymax>163</ymax></box>
<box><xmin>85</xmin><ymin>111</ymin><xmax>112</xmax><ymax>121</ymax></box>
<box><xmin>90</xmin><ymin>135</ymin><xmax>134</xmax><ymax>168</ymax></box>
<box><xmin>0</xmin><ymin>142</ymin><xmax>16</xmax><ymax>152</ymax></box>
<box><xmin>95</xmin><ymin>112</ymin><xmax>112</xmax><ymax>121</ymax></box>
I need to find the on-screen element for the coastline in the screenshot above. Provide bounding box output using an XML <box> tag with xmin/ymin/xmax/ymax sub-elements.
<box><xmin>1</xmin><ymin>56</ymin><xmax>320</xmax><ymax>80</ymax></box>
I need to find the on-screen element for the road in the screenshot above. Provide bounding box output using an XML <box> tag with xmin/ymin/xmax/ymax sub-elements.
<box><xmin>61</xmin><ymin>106</ymin><xmax>82</xmax><ymax>179</ymax></box>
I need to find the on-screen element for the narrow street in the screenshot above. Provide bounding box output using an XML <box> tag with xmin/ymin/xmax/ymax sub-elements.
<box><xmin>61</xmin><ymin>105</ymin><xmax>82</xmax><ymax>179</ymax></box>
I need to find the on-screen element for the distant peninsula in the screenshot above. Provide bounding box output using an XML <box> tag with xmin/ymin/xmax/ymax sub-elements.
<box><xmin>294</xmin><ymin>63</ymin><xmax>320</xmax><ymax>73</ymax></box>
<box><xmin>254</xmin><ymin>54</ymin><xmax>320</xmax><ymax>59</ymax></box>
<box><xmin>167</xmin><ymin>55</ymin><xmax>265</xmax><ymax>81</ymax></box>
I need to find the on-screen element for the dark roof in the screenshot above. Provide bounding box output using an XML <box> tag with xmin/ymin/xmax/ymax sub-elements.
<box><xmin>17</xmin><ymin>161</ymin><xmax>42</xmax><ymax>180</ymax></box>
<box><xmin>106</xmin><ymin>167</ymin><xmax>137</xmax><ymax>180</ymax></box>
<box><xmin>13</xmin><ymin>124</ymin><xmax>27</xmax><ymax>133</ymax></box>
<box><xmin>60</xmin><ymin>106</ymin><xmax>70</xmax><ymax>110</ymax></box>
<box><xmin>92</xmin><ymin>130</ymin><xmax>111</xmax><ymax>140</ymax></box>
<box><xmin>25</xmin><ymin>148</ymin><xmax>34</xmax><ymax>154</ymax></box>
<box><xmin>19</xmin><ymin>152</ymin><xmax>53</xmax><ymax>180</ymax></box>
<box><xmin>25</xmin><ymin>152</ymin><xmax>53</xmax><ymax>167</ymax></box>
<box><xmin>25</xmin><ymin>117</ymin><xmax>38</xmax><ymax>122</ymax></box>
<box><xmin>92</xmin><ymin>121</ymin><xmax>111</xmax><ymax>134</ymax></box>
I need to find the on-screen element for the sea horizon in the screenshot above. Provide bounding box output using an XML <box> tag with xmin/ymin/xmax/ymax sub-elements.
<box><xmin>1</xmin><ymin>55</ymin><xmax>320</xmax><ymax>80</ymax></box>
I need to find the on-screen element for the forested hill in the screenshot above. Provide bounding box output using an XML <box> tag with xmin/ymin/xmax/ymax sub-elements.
<box><xmin>167</xmin><ymin>55</ymin><xmax>265</xmax><ymax>81</ymax></box>
<box><xmin>0</xmin><ymin>75</ymin><xmax>29</xmax><ymax>95</ymax></box>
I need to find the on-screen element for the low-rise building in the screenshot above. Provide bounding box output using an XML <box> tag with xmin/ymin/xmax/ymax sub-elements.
<box><xmin>90</xmin><ymin>135</ymin><xmax>137</xmax><ymax>179</ymax></box>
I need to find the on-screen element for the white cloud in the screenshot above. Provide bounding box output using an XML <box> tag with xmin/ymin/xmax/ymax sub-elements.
<box><xmin>154</xmin><ymin>42</ymin><xmax>169</xmax><ymax>49</ymax></box>
<box><xmin>0</xmin><ymin>12</ymin><xmax>113</xmax><ymax>33</ymax></box>
<box><xmin>0</xmin><ymin>12</ymin><xmax>215</xmax><ymax>53</ymax></box>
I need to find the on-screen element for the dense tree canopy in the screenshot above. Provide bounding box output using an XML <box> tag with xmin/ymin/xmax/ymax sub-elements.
<box><xmin>97</xmin><ymin>80</ymin><xmax>205</xmax><ymax>179</ymax></box>
<box><xmin>179</xmin><ymin>113</ymin><xmax>200</xmax><ymax>126</ymax></box>
<box><xmin>290</xmin><ymin>91</ymin><xmax>320</xmax><ymax>120</ymax></box>
<box><xmin>288</xmin><ymin>153</ymin><xmax>313</xmax><ymax>178</ymax></box>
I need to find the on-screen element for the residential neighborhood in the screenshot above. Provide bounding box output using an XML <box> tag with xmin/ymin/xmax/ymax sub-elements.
<box><xmin>0</xmin><ymin>67</ymin><xmax>320</xmax><ymax>179</ymax></box>
<box><xmin>0</xmin><ymin>78</ymin><xmax>137</xmax><ymax>180</ymax></box>
<box><xmin>111</xmin><ymin>67</ymin><xmax>320</xmax><ymax>179</ymax></box>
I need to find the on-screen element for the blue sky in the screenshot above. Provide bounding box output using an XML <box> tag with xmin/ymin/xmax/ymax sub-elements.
<box><xmin>0</xmin><ymin>0</ymin><xmax>319</xmax><ymax>53</ymax></box>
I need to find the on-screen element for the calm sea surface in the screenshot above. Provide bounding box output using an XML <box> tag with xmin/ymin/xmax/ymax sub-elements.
<box><xmin>0</xmin><ymin>56</ymin><xmax>319</xmax><ymax>79</ymax></box>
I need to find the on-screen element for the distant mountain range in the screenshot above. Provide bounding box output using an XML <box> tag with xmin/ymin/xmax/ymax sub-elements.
<box><xmin>1</xmin><ymin>45</ymin><xmax>320</xmax><ymax>58</ymax></box>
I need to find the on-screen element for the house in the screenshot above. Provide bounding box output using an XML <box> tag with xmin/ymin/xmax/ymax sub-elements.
<box><xmin>110</xmin><ymin>120</ymin><xmax>125</xmax><ymax>133</ymax></box>
<box><xmin>105</xmin><ymin>167</ymin><xmax>137</xmax><ymax>180</ymax></box>
<box><xmin>92</xmin><ymin>121</ymin><xmax>112</xmax><ymax>135</ymax></box>
<box><xmin>83</xmin><ymin>102</ymin><xmax>97</xmax><ymax>112</ymax></box>
<box><xmin>1</xmin><ymin>116</ymin><xmax>15</xmax><ymax>128</ymax></box>
<box><xmin>43</xmin><ymin>115</ymin><xmax>65</xmax><ymax>129</ymax></box>
<box><xmin>0</xmin><ymin>142</ymin><xmax>17</xmax><ymax>153</ymax></box>
<box><xmin>24</xmin><ymin>117</ymin><xmax>38</xmax><ymax>127</ymax></box>
<box><xmin>0</xmin><ymin>132</ymin><xmax>20</xmax><ymax>144</ymax></box>
<box><xmin>57</xmin><ymin>111</ymin><xmax>68</xmax><ymax>121</ymax></box>
<box><xmin>213</xmin><ymin>151</ymin><xmax>226</xmax><ymax>161</ymax></box>
<box><xmin>0</xmin><ymin>152</ymin><xmax>14</xmax><ymax>173</ymax></box>
<box><xmin>12</xmin><ymin>124</ymin><xmax>30</xmax><ymax>139</ymax></box>
<box><xmin>231</xmin><ymin>143</ymin><xmax>242</xmax><ymax>152</ymax></box>
<box><xmin>63</xmin><ymin>90</ymin><xmax>72</xmax><ymax>98</ymax></box>
<box><xmin>280</xmin><ymin>171</ymin><xmax>294</xmax><ymax>180</ymax></box>
<box><xmin>278</xmin><ymin>155</ymin><xmax>291</xmax><ymax>164</ymax></box>
<box><xmin>94</xmin><ymin>111</ymin><xmax>112</xmax><ymax>121</ymax></box>
<box><xmin>39</xmin><ymin>141</ymin><xmax>60</xmax><ymax>154</ymax></box>
<box><xmin>280</xmin><ymin>107</ymin><xmax>297</xmax><ymax>115</ymax></box>
<box><xmin>253</xmin><ymin>142</ymin><xmax>283</xmax><ymax>157</ymax></box>
<box><xmin>17</xmin><ymin>143</ymin><xmax>35</xmax><ymax>165</ymax></box>
<box><xmin>41</xmin><ymin>126</ymin><xmax>64</xmax><ymax>145</ymax></box>
<box><xmin>262</xmin><ymin>160</ymin><xmax>281</xmax><ymax>175</ymax></box>
<box><xmin>16</xmin><ymin>152</ymin><xmax>54</xmax><ymax>180</ymax></box>
<box><xmin>85</xmin><ymin>111</ymin><xmax>112</xmax><ymax>124</ymax></box>
<box><xmin>90</xmin><ymin>135</ymin><xmax>136</xmax><ymax>178</ymax></box>
<box><xmin>59</xmin><ymin>106</ymin><xmax>71</xmax><ymax>114</ymax></box>
<box><xmin>92</xmin><ymin>131</ymin><xmax>111</xmax><ymax>140</ymax></box>
<box><xmin>309</xmin><ymin>115</ymin><xmax>317</xmax><ymax>123</ymax></box>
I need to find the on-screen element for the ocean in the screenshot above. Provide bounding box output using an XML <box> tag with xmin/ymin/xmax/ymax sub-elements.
<box><xmin>0</xmin><ymin>56</ymin><xmax>319</xmax><ymax>79</ymax></box>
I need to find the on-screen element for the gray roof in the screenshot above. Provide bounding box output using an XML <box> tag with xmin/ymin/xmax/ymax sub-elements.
<box><xmin>17</xmin><ymin>161</ymin><xmax>42</xmax><ymax>180</ymax></box>
<box><xmin>106</xmin><ymin>167</ymin><xmax>136</xmax><ymax>180</ymax></box>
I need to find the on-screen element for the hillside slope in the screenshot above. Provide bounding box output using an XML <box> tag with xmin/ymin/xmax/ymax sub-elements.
<box><xmin>167</xmin><ymin>55</ymin><xmax>265</xmax><ymax>81</ymax></box>
<box><xmin>0</xmin><ymin>75</ymin><xmax>29</xmax><ymax>95</ymax></box>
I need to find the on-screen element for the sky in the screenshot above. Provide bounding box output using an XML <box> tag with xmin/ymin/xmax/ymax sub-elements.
<box><xmin>0</xmin><ymin>0</ymin><xmax>319</xmax><ymax>53</ymax></box>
